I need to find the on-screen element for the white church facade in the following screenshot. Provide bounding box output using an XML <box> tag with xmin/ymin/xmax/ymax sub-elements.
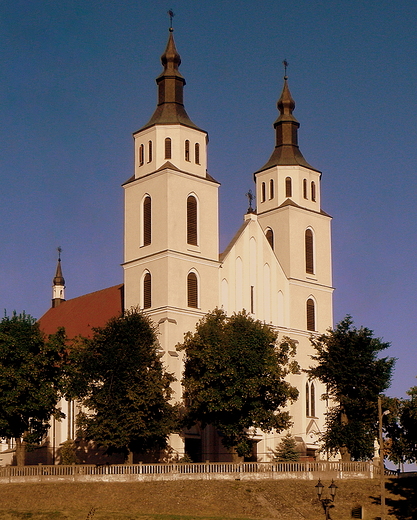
<box><xmin>121</xmin><ymin>28</ymin><xmax>333</xmax><ymax>462</ymax></box>
<box><xmin>1</xmin><ymin>28</ymin><xmax>333</xmax><ymax>464</ymax></box>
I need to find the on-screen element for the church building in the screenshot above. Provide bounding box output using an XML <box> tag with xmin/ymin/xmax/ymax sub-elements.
<box><xmin>31</xmin><ymin>27</ymin><xmax>333</xmax><ymax>464</ymax></box>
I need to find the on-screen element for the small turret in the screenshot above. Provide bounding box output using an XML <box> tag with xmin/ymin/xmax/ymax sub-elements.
<box><xmin>52</xmin><ymin>247</ymin><xmax>65</xmax><ymax>308</ymax></box>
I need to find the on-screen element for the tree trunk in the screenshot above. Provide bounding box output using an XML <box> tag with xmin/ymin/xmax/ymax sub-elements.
<box><xmin>125</xmin><ymin>449</ymin><xmax>134</xmax><ymax>465</ymax></box>
<box><xmin>340</xmin><ymin>410</ymin><xmax>351</xmax><ymax>461</ymax></box>
<box><xmin>15</xmin><ymin>438</ymin><xmax>26</xmax><ymax>466</ymax></box>
<box><xmin>230</xmin><ymin>447</ymin><xmax>243</xmax><ymax>463</ymax></box>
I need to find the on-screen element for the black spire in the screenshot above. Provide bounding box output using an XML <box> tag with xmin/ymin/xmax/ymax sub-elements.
<box><xmin>255</xmin><ymin>66</ymin><xmax>318</xmax><ymax>175</ymax></box>
<box><xmin>138</xmin><ymin>28</ymin><xmax>202</xmax><ymax>132</ymax></box>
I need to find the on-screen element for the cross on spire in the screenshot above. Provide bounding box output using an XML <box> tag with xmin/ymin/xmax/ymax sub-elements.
<box><xmin>283</xmin><ymin>59</ymin><xmax>289</xmax><ymax>79</ymax></box>
<box><xmin>168</xmin><ymin>9</ymin><xmax>175</xmax><ymax>30</ymax></box>
<box><xmin>245</xmin><ymin>189</ymin><xmax>255</xmax><ymax>213</ymax></box>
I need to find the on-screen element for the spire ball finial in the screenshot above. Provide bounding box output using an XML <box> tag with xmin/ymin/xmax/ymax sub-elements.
<box><xmin>168</xmin><ymin>9</ymin><xmax>175</xmax><ymax>31</ymax></box>
<box><xmin>57</xmin><ymin>246</ymin><xmax>62</xmax><ymax>261</ymax></box>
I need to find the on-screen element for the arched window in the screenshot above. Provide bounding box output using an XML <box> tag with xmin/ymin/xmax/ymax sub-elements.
<box><xmin>285</xmin><ymin>177</ymin><xmax>292</xmax><ymax>197</ymax></box>
<box><xmin>269</xmin><ymin>179</ymin><xmax>274</xmax><ymax>199</ymax></box>
<box><xmin>187</xmin><ymin>272</ymin><xmax>198</xmax><ymax>308</ymax></box>
<box><xmin>266</xmin><ymin>228</ymin><xmax>274</xmax><ymax>249</ymax></box>
<box><xmin>185</xmin><ymin>140</ymin><xmax>190</xmax><ymax>161</ymax></box>
<box><xmin>261</xmin><ymin>182</ymin><xmax>266</xmax><ymax>202</ymax></box>
<box><xmin>187</xmin><ymin>195</ymin><xmax>198</xmax><ymax>245</ymax></box>
<box><xmin>143</xmin><ymin>195</ymin><xmax>151</xmax><ymax>246</ymax></box>
<box><xmin>306</xmin><ymin>382</ymin><xmax>310</xmax><ymax>416</ymax></box>
<box><xmin>139</xmin><ymin>144</ymin><xmax>144</xmax><ymax>166</ymax></box>
<box><xmin>303</xmin><ymin>179</ymin><xmax>308</xmax><ymax>199</ymax></box>
<box><xmin>143</xmin><ymin>272</ymin><xmax>151</xmax><ymax>309</ymax></box>
<box><xmin>306</xmin><ymin>298</ymin><xmax>315</xmax><ymax>331</ymax></box>
<box><xmin>305</xmin><ymin>228</ymin><xmax>314</xmax><ymax>274</ymax></box>
<box><xmin>165</xmin><ymin>137</ymin><xmax>172</xmax><ymax>159</ymax></box>
<box><xmin>310</xmin><ymin>383</ymin><xmax>316</xmax><ymax>417</ymax></box>
<box><xmin>195</xmin><ymin>143</ymin><xmax>200</xmax><ymax>164</ymax></box>
<box><xmin>311</xmin><ymin>181</ymin><xmax>316</xmax><ymax>202</ymax></box>
<box><xmin>148</xmin><ymin>141</ymin><xmax>153</xmax><ymax>163</ymax></box>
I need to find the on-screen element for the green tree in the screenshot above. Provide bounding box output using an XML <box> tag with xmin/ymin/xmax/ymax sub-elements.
<box><xmin>307</xmin><ymin>316</ymin><xmax>395</xmax><ymax>461</ymax></box>
<box><xmin>178</xmin><ymin>308</ymin><xmax>299</xmax><ymax>458</ymax></box>
<box><xmin>385</xmin><ymin>388</ymin><xmax>417</xmax><ymax>465</ymax></box>
<box><xmin>274</xmin><ymin>432</ymin><xmax>300</xmax><ymax>462</ymax></box>
<box><xmin>72</xmin><ymin>309</ymin><xmax>177</xmax><ymax>462</ymax></box>
<box><xmin>0</xmin><ymin>312</ymin><xmax>67</xmax><ymax>465</ymax></box>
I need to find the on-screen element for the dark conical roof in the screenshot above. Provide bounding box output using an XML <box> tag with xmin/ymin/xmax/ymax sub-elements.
<box><xmin>255</xmin><ymin>75</ymin><xmax>319</xmax><ymax>175</ymax></box>
<box><xmin>53</xmin><ymin>258</ymin><xmax>65</xmax><ymax>286</ymax></box>
<box><xmin>137</xmin><ymin>28</ymin><xmax>203</xmax><ymax>133</ymax></box>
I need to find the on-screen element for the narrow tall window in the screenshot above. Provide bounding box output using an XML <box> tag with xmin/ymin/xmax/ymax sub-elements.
<box><xmin>307</xmin><ymin>298</ymin><xmax>315</xmax><ymax>331</ymax></box>
<box><xmin>195</xmin><ymin>143</ymin><xmax>200</xmax><ymax>164</ymax></box>
<box><xmin>305</xmin><ymin>229</ymin><xmax>314</xmax><ymax>274</ymax></box>
<box><xmin>143</xmin><ymin>272</ymin><xmax>151</xmax><ymax>309</ymax></box>
<box><xmin>143</xmin><ymin>196</ymin><xmax>151</xmax><ymax>246</ymax></box>
<box><xmin>306</xmin><ymin>382</ymin><xmax>310</xmax><ymax>416</ymax></box>
<box><xmin>310</xmin><ymin>383</ymin><xmax>316</xmax><ymax>417</ymax></box>
<box><xmin>266</xmin><ymin>228</ymin><xmax>274</xmax><ymax>249</ymax></box>
<box><xmin>269</xmin><ymin>179</ymin><xmax>274</xmax><ymax>199</ymax></box>
<box><xmin>187</xmin><ymin>195</ymin><xmax>198</xmax><ymax>245</ymax></box>
<box><xmin>250</xmin><ymin>286</ymin><xmax>254</xmax><ymax>314</ymax></box>
<box><xmin>148</xmin><ymin>141</ymin><xmax>153</xmax><ymax>162</ymax></box>
<box><xmin>311</xmin><ymin>181</ymin><xmax>316</xmax><ymax>201</ymax></box>
<box><xmin>187</xmin><ymin>272</ymin><xmax>198</xmax><ymax>308</ymax></box>
<box><xmin>185</xmin><ymin>140</ymin><xmax>190</xmax><ymax>161</ymax></box>
<box><xmin>139</xmin><ymin>144</ymin><xmax>144</xmax><ymax>166</ymax></box>
<box><xmin>285</xmin><ymin>177</ymin><xmax>292</xmax><ymax>197</ymax></box>
<box><xmin>261</xmin><ymin>182</ymin><xmax>266</xmax><ymax>202</ymax></box>
<box><xmin>303</xmin><ymin>179</ymin><xmax>308</xmax><ymax>199</ymax></box>
<box><xmin>165</xmin><ymin>137</ymin><xmax>172</xmax><ymax>159</ymax></box>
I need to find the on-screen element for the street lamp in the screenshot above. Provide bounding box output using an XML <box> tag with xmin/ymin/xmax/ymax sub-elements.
<box><xmin>315</xmin><ymin>479</ymin><xmax>338</xmax><ymax>519</ymax></box>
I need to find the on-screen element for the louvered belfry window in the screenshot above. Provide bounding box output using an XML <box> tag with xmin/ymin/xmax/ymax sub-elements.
<box><xmin>187</xmin><ymin>272</ymin><xmax>198</xmax><ymax>308</ymax></box>
<box><xmin>305</xmin><ymin>229</ymin><xmax>314</xmax><ymax>274</ymax></box>
<box><xmin>139</xmin><ymin>144</ymin><xmax>144</xmax><ymax>166</ymax></box>
<box><xmin>269</xmin><ymin>179</ymin><xmax>274</xmax><ymax>199</ymax></box>
<box><xmin>261</xmin><ymin>182</ymin><xmax>266</xmax><ymax>202</ymax></box>
<box><xmin>143</xmin><ymin>196</ymin><xmax>151</xmax><ymax>246</ymax></box>
<box><xmin>165</xmin><ymin>137</ymin><xmax>172</xmax><ymax>159</ymax></box>
<box><xmin>195</xmin><ymin>143</ymin><xmax>200</xmax><ymax>164</ymax></box>
<box><xmin>306</xmin><ymin>298</ymin><xmax>315</xmax><ymax>331</ymax></box>
<box><xmin>266</xmin><ymin>229</ymin><xmax>274</xmax><ymax>250</ymax></box>
<box><xmin>285</xmin><ymin>177</ymin><xmax>292</xmax><ymax>197</ymax></box>
<box><xmin>185</xmin><ymin>140</ymin><xmax>190</xmax><ymax>161</ymax></box>
<box><xmin>143</xmin><ymin>272</ymin><xmax>151</xmax><ymax>309</ymax></box>
<box><xmin>187</xmin><ymin>195</ymin><xmax>198</xmax><ymax>245</ymax></box>
<box><xmin>148</xmin><ymin>141</ymin><xmax>153</xmax><ymax>162</ymax></box>
<box><xmin>311</xmin><ymin>181</ymin><xmax>316</xmax><ymax>201</ymax></box>
<box><xmin>303</xmin><ymin>179</ymin><xmax>308</xmax><ymax>199</ymax></box>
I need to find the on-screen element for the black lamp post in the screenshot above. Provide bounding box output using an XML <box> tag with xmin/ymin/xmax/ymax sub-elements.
<box><xmin>315</xmin><ymin>479</ymin><xmax>338</xmax><ymax>519</ymax></box>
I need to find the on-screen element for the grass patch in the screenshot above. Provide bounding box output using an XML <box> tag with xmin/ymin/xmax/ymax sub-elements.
<box><xmin>0</xmin><ymin>477</ymin><xmax>413</xmax><ymax>519</ymax></box>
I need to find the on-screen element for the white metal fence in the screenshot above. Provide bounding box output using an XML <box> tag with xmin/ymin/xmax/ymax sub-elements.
<box><xmin>0</xmin><ymin>460</ymin><xmax>379</xmax><ymax>482</ymax></box>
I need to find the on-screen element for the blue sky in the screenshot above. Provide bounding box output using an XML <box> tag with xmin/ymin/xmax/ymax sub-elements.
<box><xmin>1</xmin><ymin>0</ymin><xmax>416</xmax><ymax>399</ymax></box>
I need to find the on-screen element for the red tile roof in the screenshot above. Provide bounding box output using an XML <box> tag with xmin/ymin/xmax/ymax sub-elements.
<box><xmin>39</xmin><ymin>284</ymin><xmax>124</xmax><ymax>339</ymax></box>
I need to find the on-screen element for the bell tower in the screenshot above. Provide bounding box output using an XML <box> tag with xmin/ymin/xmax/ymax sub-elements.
<box><xmin>123</xmin><ymin>28</ymin><xmax>220</xmax><ymax>399</ymax></box>
<box><xmin>254</xmin><ymin>71</ymin><xmax>333</xmax><ymax>334</ymax></box>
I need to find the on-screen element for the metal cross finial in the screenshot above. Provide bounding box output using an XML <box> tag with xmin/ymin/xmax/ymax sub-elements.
<box><xmin>168</xmin><ymin>9</ymin><xmax>175</xmax><ymax>30</ymax></box>
<box><xmin>245</xmin><ymin>189</ymin><xmax>255</xmax><ymax>213</ymax></box>
<box><xmin>57</xmin><ymin>246</ymin><xmax>62</xmax><ymax>261</ymax></box>
<box><xmin>283</xmin><ymin>59</ymin><xmax>289</xmax><ymax>79</ymax></box>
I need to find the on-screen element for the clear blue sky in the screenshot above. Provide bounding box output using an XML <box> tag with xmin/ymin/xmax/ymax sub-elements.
<box><xmin>1</xmin><ymin>1</ymin><xmax>416</xmax><ymax>399</ymax></box>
